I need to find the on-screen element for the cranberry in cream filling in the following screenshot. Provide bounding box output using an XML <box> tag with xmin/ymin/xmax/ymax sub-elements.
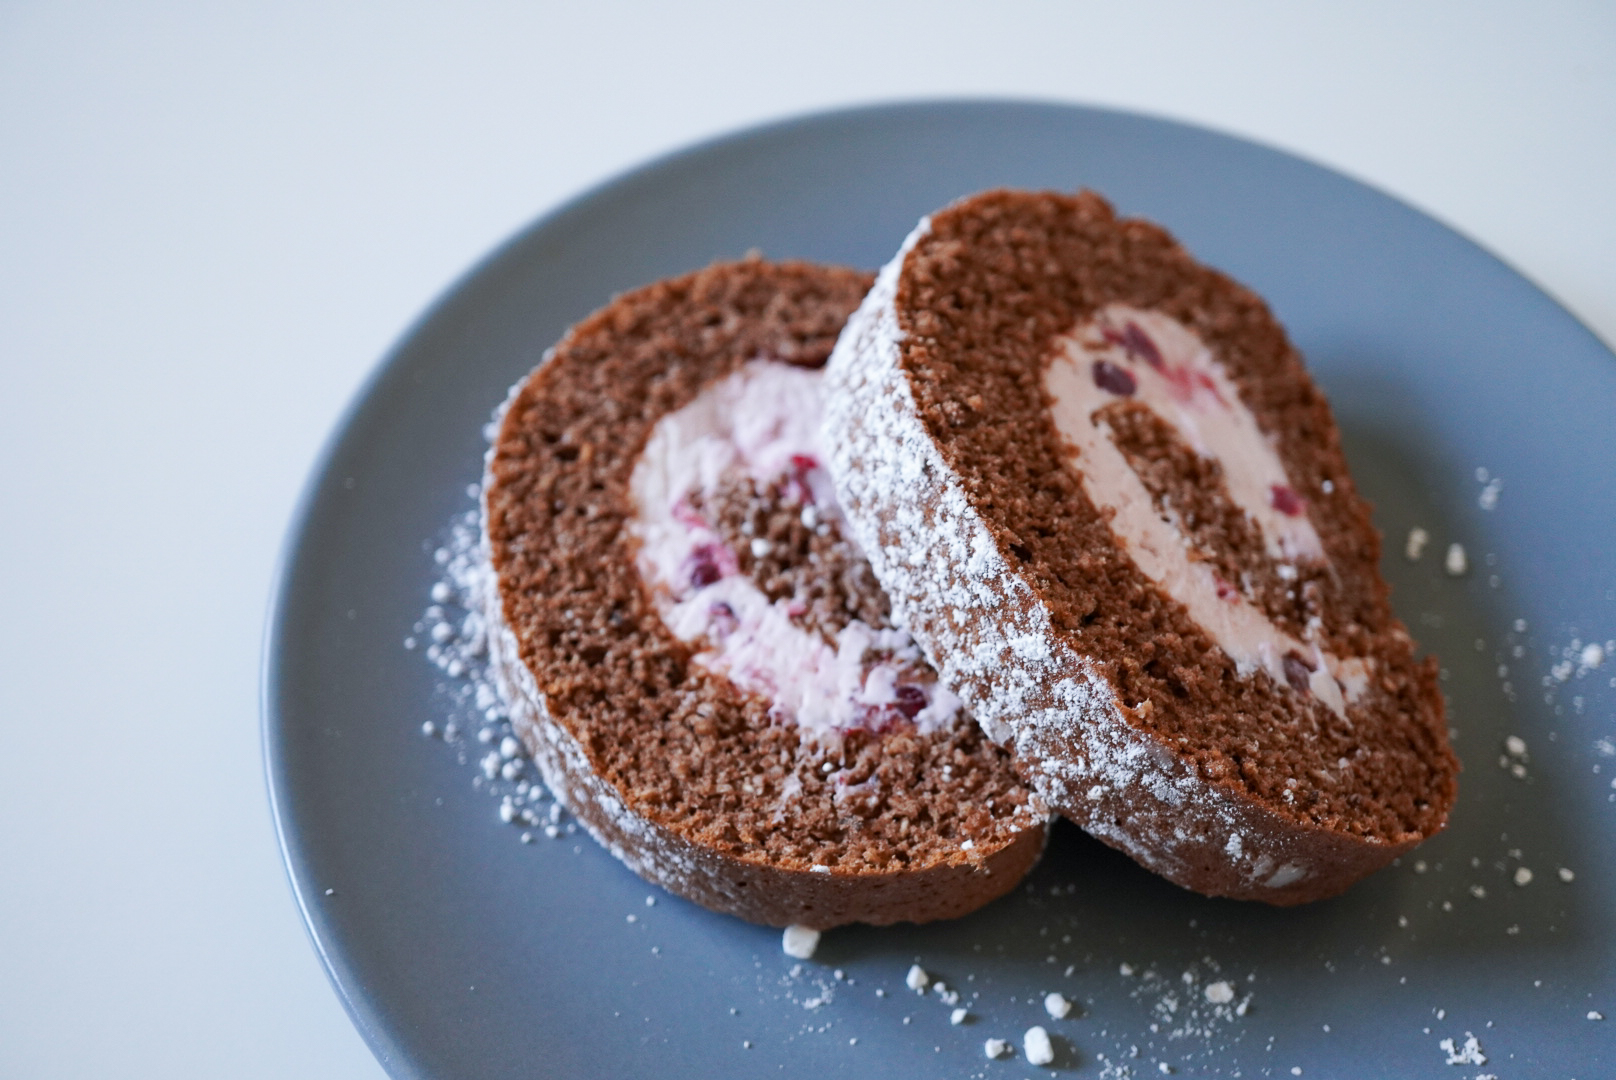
<box><xmin>629</xmin><ymin>359</ymin><xmax>963</xmax><ymax>745</ymax></box>
<box><xmin>1046</xmin><ymin>305</ymin><xmax>1371</xmax><ymax>718</ymax></box>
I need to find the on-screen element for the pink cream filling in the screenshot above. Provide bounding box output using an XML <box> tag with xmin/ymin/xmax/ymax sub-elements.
<box><xmin>1046</xmin><ymin>305</ymin><xmax>1371</xmax><ymax>718</ymax></box>
<box><xmin>629</xmin><ymin>359</ymin><xmax>963</xmax><ymax>745</ymax></box>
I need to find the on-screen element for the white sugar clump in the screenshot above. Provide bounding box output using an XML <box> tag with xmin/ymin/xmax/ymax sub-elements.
<box><xmin>1044</xmin><ymin>991</ymin><xmax>1073</xmax><ymax>1018</ymax></box>
<box><xmin>1589</xmin><ymin>1010</ymin><xmax>1605</xmax><ymax>1020</ymax></box>
<box><xmin>905</xmin><ymin>964</ymin><xmax>930</xmax><ymax>993</ymax></box>
<box><xmin>983</xmin><ymin>1037</ymin><xmax>1010</xmax><ymax>1059</ymax></box>
<box><xmin>781</xmin><ymin>925</ymin><xmax>820</xmax><ymax>960</ymax></box>
<box><xmin>950</xmin><ymin>1007</ymin><xmax>968</xmax><ymax>1025</ymax></box>
<box><xmin>1445</xmin><ymin>543</ymin><xmax>1468</xmax><ymax>577</ymax></box>
<box><xmin>1440</xmin><ymin>1034</ymin><xmax>1486</xmax><ymax>1065</ymax></box>
<box><xmin>1559</xmin><ymin>867</ymin><xmax>1576</xmax><ymax>883</ymax></box>
<box><xmin>1204</xmin><ymin>980</ymin><xmax>1236</xmax><ymax>1004</ymax></box>
<box><xmin>1024</xmin><ymin>1025</ymin><xmax>1054</xmax><ymax>1066</ymax></box>
<box><xmin>1513</xmin><ymin>867</ymin><xmax>1533</xmax><ymax>887</ymax></box>
<box><xmin>1405</xmin><ymin>527</ymin><xmax>1429</xmax><ymax>561</ymax></box>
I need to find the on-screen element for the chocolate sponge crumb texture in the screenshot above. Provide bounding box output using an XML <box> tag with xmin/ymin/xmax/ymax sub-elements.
<box><xmin>824</xmin><ymin>191</ymin><xmax>1458</xmax><ymax>904</ymax></box>
<box><xmin>482</xmin><ymin>260</ymin><xmax>1046</xmax><ymax>929</ymax></box>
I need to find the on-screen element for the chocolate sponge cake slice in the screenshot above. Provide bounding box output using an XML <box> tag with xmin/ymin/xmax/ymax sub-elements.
<box><xmin>824</xmin><ymin>191</ymin><xmax>1458</xmax><ymax>904</ymax></box>
<box><xmin>482</xmin><ymin>259</ymin><xmax>1045</xmax><ymax>928</ymax></box>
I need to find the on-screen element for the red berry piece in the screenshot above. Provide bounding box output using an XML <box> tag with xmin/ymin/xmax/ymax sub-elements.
<box><xmin>1122</xmin><ymin>322</ymin><xmax>1164</xmax><ymax>369</ymax></box>
<box><xmin>784</xmin><ymin>453</ymin><xmax>821</xmax><ymax>505</ymax></box>
<box><xmin>686</xmin><ymin>543</ymin><xmax>726</xmax><ymax>588</ymax></box>
<box><xmin>1092</xmin><ymin>359</ymin><xmax>1137</xmax><ymax>396</ymax></box>
<box><xmin>1282</xmin><ymin>651</ymin><xmax>1315</xmax><ymax>693</ymax></box>
<box><xmin>893</xmin><ymin>684</ymin><xmax>928</xmax><ymax>719</ymax></box>
<box><xmin>1269</xmin><ymin>484</ymin><xmax>1305</xmax><ymax>517</ymax></box>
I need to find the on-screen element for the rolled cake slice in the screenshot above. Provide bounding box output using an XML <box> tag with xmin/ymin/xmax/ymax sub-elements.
<box><xmin>824</xmin><ymin>191</ymin><xmax>1457</xmax><ymax>905</ymax></box>
<box><xmin>482</xmin><ymin>259</ymin><xmax>1045</xmax><ymax>928</ymax></box>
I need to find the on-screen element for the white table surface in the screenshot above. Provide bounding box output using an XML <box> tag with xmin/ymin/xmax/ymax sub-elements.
<box><xmin>2</xmin><ymin>3</ymin><xmax>1612</xmax><ymax>1076</ymax></box>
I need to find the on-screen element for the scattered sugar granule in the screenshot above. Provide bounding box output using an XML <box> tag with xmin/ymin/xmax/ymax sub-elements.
<box><xmin>1505</xmin><ymin>736</ymin><xmax>1527</xmax><ymax>757</ymax></box>
<box><xmin>1159</xmin><ymin>1064</ymin><xmax>1173</xmax><ymax>1075</ymax></box>
<box><xmin>1581</xmin><ymin>642</ymin><xmax>1606</xmax><ymax>670</ymax></box>
<box><xmin>1478</xmin><ymin>476</ymin><xmax>1503</xmax><ymax>511</ymax></box>
<box><xmin>1559</xmin><ymin>867</ymin><xmax>1575</xmax><ymax>883</ymax></box>
<box><xmin>1513</xmin><ymin>867</ymin><xmax>1533</xmax><ymax>887</ymax></box>
<box><xmin>951</xmin><ymin>1007</ymin><xmax>969</xmax><ymax>1025</ymax></box>
<box><xmin>781</xmin><ymin>925</ymin><xmax>819</xmax><ymax>960</ymax></box>
<box><xmin>1120</xmin><ymin>962</ymin><xmax>1136</xmax><ymax>976</ymax></box>
<box><xmin>1024</xmin><ymin>1026</ymin><xmax>1054</xmax><ymax>1066</ymax></box>
<box><xmin>1445</xmin><ymin>543</ymin><xmax>1468</xmax><ymax>577</ymax></box>
<box><xmin>1440</xmin><ymin>1034</ymin><xmax>1486</xmax><ymax>1065</ymax></box>
<box><xmin>645</xmin><ymin>896</ymin><xmax>656</xmax><ymax>907</ymax></box>
<box><xmin>421</xmin><ymin>720</ymin><xmax>437</xmax><ymax>737</ymax></box>
<box><xmin>1405</xmin><ymin>527</ymin><xmax>1430</xmax><ymax>561</ymax></box>
<box><xmin>1290</xmin><ymin>1069</ymin><xmax>1302</xmax><ymax>1077</ymax></box>
<box><xmin>983</xmin><ymin>1037</ymin><xmax>1010</xmax><ymax>1059</ymax></box>
<box><xmin>906</xmin><ymin>964</ymin><xmax>930</xmax><ymax>993</ymax></box>
<box><xmin>1469</xmin><ymin>885</ymin><xmax>1488</xmax><ymax>899</ymax></box>
<box><xmin>1045</xmin><ymin>991</ymin><xmax>1073</xmax><ymax>1019</ymax></box>
<box><xmin>1204</xmin><ymin>980</ymin><xmax>1236</xmax><ymax>1005</ymax></box>
<box><xmin>1590</xmin><ymin>1010</ymin><xmax>1605</xmax><ymax>1021</ymax></box>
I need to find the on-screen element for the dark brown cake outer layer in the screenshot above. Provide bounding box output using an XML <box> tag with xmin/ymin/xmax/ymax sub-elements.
<box><xmin>482</xmin><ymin>259</ymin><xmax>1046</xmax><ymax>928</ymax></box>
<box><xmin>824</xmin><ymin>191</ymin><xmax>1458</xmax><ymax>905</ymax></box>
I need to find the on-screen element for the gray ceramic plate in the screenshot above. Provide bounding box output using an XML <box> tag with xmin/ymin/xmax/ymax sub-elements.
<box><xmin>264</xmin><ymin>101</ymin><xmax>1616</xmax><ymax>1078</ymax></box>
